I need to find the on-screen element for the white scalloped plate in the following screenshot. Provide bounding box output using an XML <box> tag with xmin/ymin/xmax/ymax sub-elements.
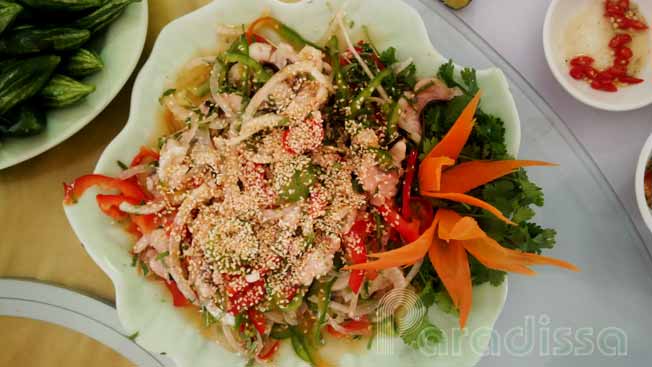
<box><xmin>0</xmin><ymin>1</ymin><xmax>148</xmax><ymax>170</ymax></box>
<box><xmin>64</xmin><ymin>0</ymin><xmax>521</xmax><ymax>366</ymax></box>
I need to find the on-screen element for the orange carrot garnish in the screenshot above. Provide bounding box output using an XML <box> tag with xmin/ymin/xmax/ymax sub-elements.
<box><xmin>435</xmin><ymin>208</ymin><xmax>461</xmax><ymax>241</ymax></box>
<box><xmin>425</xmin><ymin>91</ymin><xmax>482</xmax><ymax>161</ymax></box>
<box><xmin>418</xmin><ymin>156</ymin><xmax>454</xmax><ymax>192</ymax></box>
<box><xmin>428</xmin><ymin>237</ymin><xmax>472</xmax><ymax>328</ymax></box>
<box><xmin>344</xmin><ymin>218</ymin><xmax>437</xmax><ymax>271</ymax></box>
<box><xmin>439</xmin><ymin>160</ymin><xmax>557</xmax><ymax>194</ymax></box>
<box><xmin>462</xmin><ymin>236</ymin><xmax>580</xmax><ymax>275</ymax></box>
<box><xmin>422</xmin><ymin>192</ymin><xmax>515</xmax><ymax>225</ymax></box>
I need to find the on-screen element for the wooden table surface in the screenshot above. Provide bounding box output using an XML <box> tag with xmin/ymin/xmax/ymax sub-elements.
<box><xmin>0</xmin><ymin>2</ymin><xmax>210</xmax><ymax>366</ymax></box>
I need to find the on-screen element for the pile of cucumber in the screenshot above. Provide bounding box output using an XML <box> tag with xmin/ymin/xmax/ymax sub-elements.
<box><xmin>0</xmin><ymin>0</ymin><xmax>139</xmax><ymax>139</ymax></box>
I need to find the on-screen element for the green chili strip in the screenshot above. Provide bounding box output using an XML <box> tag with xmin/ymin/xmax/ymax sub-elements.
<box><xmin>308</xmin><ymin>277</ymin><xmax>336</xmax><ymax>345</ymax></box>
<box><xmin>279</xmin><ymin>291</ymin><xmax>304</xmax><ymax>312</ymax></box>
<box><xmin>385</xmin><ymin>100</ymin><xmax>400</xmax><ymax>143</ymax></box>
<box><xmin>272</xmin><ymin>19</ymin><xmax>322</xmax><ymax>51</ymax></box>
<box><xmin>191</xmin><ymin>80</ymin><xmax>210</xmax><ymax>97</ymax></box>
<box><xmin>290</xmin><ymin>326</ymin><xmax>314</xmax><ymax>365</ymax></box>
<box><xmin>210</xmin><ymin>58</ymin><xmax>227</xmax><ymax>95</ymax></box>
<box><xmin>327</xmin><ymin>36</ymin><xmax>350</xmax><ymax>101</ymax></box>
<box><xmin>270</xmin><ymin>323</ymin><xmax>292</xmax><ymax>340</ymax></box>
<box><xmin>229</xmin><ymin>35</ymin><xmax>252</xmax><ymax>99</ymax></box>
<box><xmin>222</xmin><ymin>51</ymin><xmax>271</xmax><ymax>83</ymax></box>
<box><xmin>229</xmin><ymin>34</ymin><xmax>249</xmax><ymax>54</ymax></box>
<box><xmin>350</xmin><ymin>68</ymin><xmax>392</xmax><ymax>117</ymax></box>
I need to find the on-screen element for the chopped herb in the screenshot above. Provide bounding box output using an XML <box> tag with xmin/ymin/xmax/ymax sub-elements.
<box><xmin>159</xmin><ymin>88</ymin><xmax>176</xmax><ymax>104</ymax></box>
<box><xmin>280</xmin><ymin>165</ymin><xmax>318</xmax><ymax>202</ymax></box>
<box><xmin>201</xmin><ymin>307</ymin><xmax>219</xmax><ymax>327</ymax></box>
<box><xmin>155</xmin><ymin>251</ymin><xmax>170</xmax><ymax>261</ymax></box>
<box><xmin>127</xmin><ymin>331</ymin><xmax>139</xmax><ymax>341</ymax></box>
<box><xmin>131</xmin><ymin>254</ymin><xmax>138</xmax><ymax>267</ymax></box>
<box><xmin>117</xmin><ymin>160</ymin><xmax>128</xmax><ymax>170</ymax></box>
<box><xmin>139</xmin><ymin>260</ymin><xmax>149</xmax><ymax>276</ymax></box>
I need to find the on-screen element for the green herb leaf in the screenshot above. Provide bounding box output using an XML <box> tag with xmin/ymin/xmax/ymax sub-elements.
<box><xmin>159</xmin><ymin>88</ymin><xmax>176</xmax><ymax>104</ymax></box>
<box><xmin>155</xmin><ymin>251</ymin><xmax>170</xmax><ymax>261</ymax></box>
<box><xmin>117</xmin><ymin>160</ymin><xmax>128</xmax><ymax>170</ymax></box>
<box><xmin>280</xmin><ymin>165</ymin><xmax>318</xmax><ymax>202</ymax></box>
<box><xmin>127</xmin><ymin>331</ymin><xmax>139</xmax><ymax>341</ymax></box>
<box><xmin>434</xmin><ymin>291</ymin><xmax>458</xmax><ymax>315</ymax></box>
<box><xmin>139</xmin><ymin>260</ymin><xmax>149</xmax><ymax>276</ymax></box>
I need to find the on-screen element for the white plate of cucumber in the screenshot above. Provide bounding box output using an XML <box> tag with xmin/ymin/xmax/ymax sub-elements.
<box><xmin>0</xmin><ymin>0</ymin><xmax>148</xmax><ymax>170</ymax></box>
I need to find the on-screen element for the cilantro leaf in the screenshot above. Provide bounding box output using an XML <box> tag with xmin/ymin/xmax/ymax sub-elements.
<box><xmin>399</xmin><ymin>313</ymin><xmax>444</xmax><ymax>349</ymax></box>
<box><xmin>379</xmin><ymin>47</ymin><xmax>397</xmax><ymax>66</ymax></box>
<box><xmin>417</xmin><ymin>62</ymin><xmax>558</xmax><ymax>288</ymax></box>
<box><xmin>434</xmin><ymin>291</ymin><xmax>458</xmax><ymax>315</ymax></box>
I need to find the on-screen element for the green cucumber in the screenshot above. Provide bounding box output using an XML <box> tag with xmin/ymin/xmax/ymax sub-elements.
<box><xmin>0</xmin><ymin>54</ymin><xmax>60</xmax><ymax>115</ymax></box>
<box><xmin>74</xmin><ymin>0</ymin><xmax>139</xmax><ymax>34</ymax></box>
<box><xmin>39</xmin><ymin>74</ymin><xmax>95</xmax><ymax>107</ymax></box>
<box><xmin>63</xmin><ymin>48</ymin><xmax>103</xmax><ymax>77</ymax></box>
<box><xmin>0</xmin><ymin>1</ymin><xmax>22</xmax><ymax>35</ymax></box>
<box><xmin>0</xmin><ymin>27</ymin><xmax>90</xmax><ymax>55</ymax></box>
<box><xmin>19</xmin><ymin>0</ymin><xmax>104</xmax><ymax>12</ymax></box>
<box><xmin>0</xmin><ymin>102</ymin><xmax>46</xmax><ymax>137</ymax></box>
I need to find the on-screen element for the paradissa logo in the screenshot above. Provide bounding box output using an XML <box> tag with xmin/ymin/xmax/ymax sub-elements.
<box><xmin>372</xmin><ymin>288</ymin><xmax>628</xmax><ymax>358</ymax></box>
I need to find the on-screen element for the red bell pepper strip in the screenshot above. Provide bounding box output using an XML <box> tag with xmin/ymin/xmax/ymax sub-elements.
<box><xmin>248</xmin><ymin>308</ymin><xmax>267</xmax><ymax>335</ymax></box>
<box><xmin>409</xmin><ymin>197</ymin><xmax>434</xmax><ymax>234</ymax></box>
<box><xmin>130</xmin><ymin>146</ymin><xmax>160</xmax><ymax>167</ymax></box>
<box><xmin>326</xmin><ymin>316</ymin><xmax>372</xmax><ymax>338</ymax></box>
<box><xmin>376</xmin><ymin>204</ymin><xmax>420</xmax><ymax>243</ymax></box>
<box><xmin>164</xmin><ymin>280</ymin><xmax>190</xmax><ymax>307</ymax></box>
<box><xmin>401</xmin><ymin>150</ymin><xmax>418</xmax><ymax>219</ymax></box>
<box><xmin>258</xmin><ymin>340</ymin><xmax>280</xmax><ymax>360</ymax></box>
<box><xmin>130</xmin><ymin>214</ymin><xmax>157</xmax><ymax>235</ymax></box>
<box><xmin>224</xmin><ymin>275</ymin><xmax>267</xmax><ymax>315</ymax></box>
<box><xmin>344</xmin><ymin>220</ymin><xmax>369</xmax><ymax>293</ymax></box>
<box><xmin>96</xmin><ymin>194</ymin><xmax>140</xmax><ymax>221</ymax></box>
<box><xmin>63</xmin><ymin>174</ymin><xmax>146</xmax><ymax>205</ymax></box>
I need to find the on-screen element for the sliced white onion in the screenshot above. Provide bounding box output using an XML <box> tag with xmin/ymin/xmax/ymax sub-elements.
<box><xmin>368</xmin><ymin>273</ymin><xmax>392</xmax><ymax>295</ymax></box>
<box><xmin>405</xmin><ymin>259</ymin><xmax>423</xmax><ymax>284</ymax></box>
<box><xmin>222</xmin><ymin>322</ymin><xmax>244</xmax><ymax>353</ymax></box>
<box><xmin>209</xmin><ymin>60</ymin><xmax>235</xmax><ymax>119</ymax></box>
<box><xmin>328</xmin><ymin>301</ymin><xmax>350</xmax><ymax>314</ymax></box>
<box><xmin>243</xmin><ymin>61</ymin><xmax>333</xmax><ymax>121</ymax></box>
<box><xmin>224</xmin><ymin>113</ymin><xmax>285</xmax><ymax>146</ymax></box>
<box><xmin>167</xmin><ymin>185</ymin><xmax>212</xmax><ymax>304</ymax></box>
<box><xmin>283</xmin><ymin>310</ymin><xmax>299</xmax><ymax>326</ymax></box>
<box><xmin>332</xmin><ymin>272</ymin><xmax>351</xmax><ymax>292</ymax></box>
<box><xmin>382</xmin><ymin>267</ymin><xmax>408</xmax><ymax>289</ymax></box>
<box><xmin>327</xmin><ymin>318</ymin><xmax>349</xmax><ymax>334</ymax></box>
<box><xmin>183</xmin><ymin>56</ymin><xmax>216</xmax><ymax>71</ymax></box>
<box><xmin>118</xmin><ymin>164</ymin><xmax>153</xmax><ymax>180</ymax></box>
<box><xmin>348</xmin><ymin>292</ymin><xmax>359</xmax><ymax>318</ymax></box>
<box><xmin>355</xmin><ymin>300</ymin><xmax>380</xmax><ymax>317</ymax></box>
<box><xmin>392</xmin><ymin>58</ymin><xmax>414</xmax><ymax>74</ymax></box>
<box><xmin>335</xmin><ymin>13</ymin><xmax>389</xmax><ymax>101</ymax></box>
<box><xmin>264</xmin><ymin>311</ymin><xmax>285</xmax><ymax>324</ymax></box>
<box><xmin>119</xmin><ymin>200</ymin><xmax>165</xmax><ymax>215</ymax></box>
<box><xmin>216</xmin><ymin>24</ymin><xmax>244</xmax><ymax>37</ymax></box>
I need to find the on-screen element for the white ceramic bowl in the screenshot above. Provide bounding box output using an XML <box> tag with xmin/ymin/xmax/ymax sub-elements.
<box><xmin>64</xmin><ymin>0</ymin><xmax>522</xmax><ymax>366</ymax></box>
<box><xmin>635</xmin><ymin>132</ymin><xmax>652</xmax><ymax>233</ymax></box>
<box><xmin>543</xmin><ymin>0</ymin><xmax>652</xmax><ymax>111</ymax></box>
<box><xmin>0</xmin><ymin>1</ymin><xmax>148</xmax><ymax>170</ymax></box>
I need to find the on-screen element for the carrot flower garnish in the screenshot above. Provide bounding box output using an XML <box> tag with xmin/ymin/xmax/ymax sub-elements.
<box><xmin>350</xmin><ymin>90</ymin><xmax>578</xmax><ymax>329</ymax></box>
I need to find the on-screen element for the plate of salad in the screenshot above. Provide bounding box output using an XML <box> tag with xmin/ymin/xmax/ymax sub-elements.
<box><xmin>0</xmin><ymin>0</ymin><xmax>147</xmax><ymax>169</ymax></box>
<box><xmin>63</xmin><ymin>0</ymin><xmax>578</xmax><ymax>366</ymax></box>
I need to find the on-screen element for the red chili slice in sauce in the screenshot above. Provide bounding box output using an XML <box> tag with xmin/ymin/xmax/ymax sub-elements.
<box><xmin>568</xmin><ymin>0</ymin><xmax>647</xmax><ymax>92</ymax></box>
